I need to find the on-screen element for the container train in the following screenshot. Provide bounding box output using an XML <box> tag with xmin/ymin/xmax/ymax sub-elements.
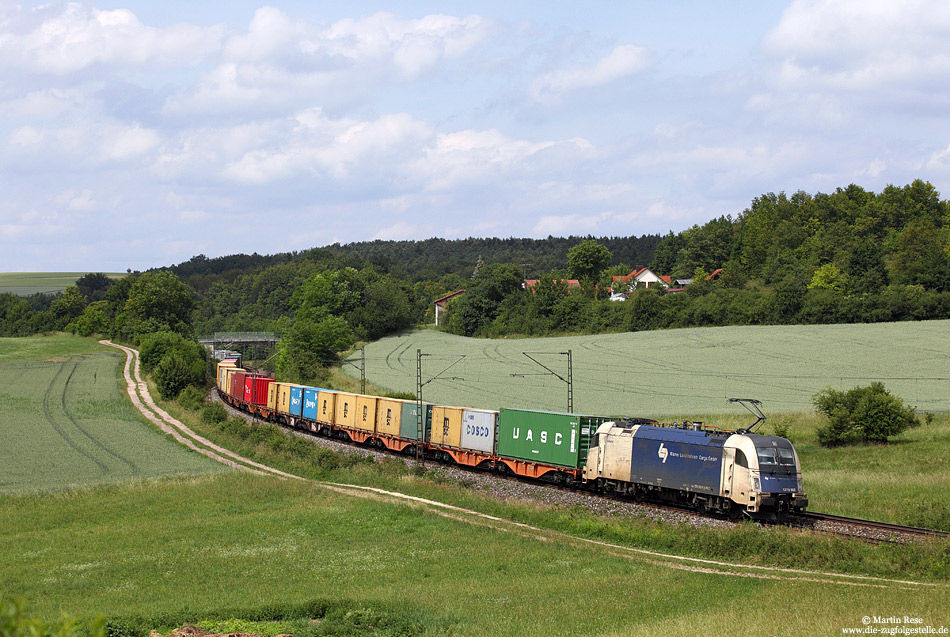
<box><xmin>216</xmin><ymin>359</ymin><xmax>808</xmax><ymax>520</ymax></box>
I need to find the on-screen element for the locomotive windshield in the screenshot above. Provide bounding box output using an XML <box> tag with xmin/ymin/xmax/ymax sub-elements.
<box><xmin>751</xmin><ymin>437</ymin><xmax>797</xmax><ymax>475</ymax></box>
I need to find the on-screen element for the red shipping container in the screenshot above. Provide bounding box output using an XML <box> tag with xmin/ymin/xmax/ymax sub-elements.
<box><xmin>251</xmin><ymin>377</ymin><xmax>273</xmax><ymax>405</ymax></box>
<box><xmin>231</xmin><ymin>372</ymin><xmax>247</xmax><ymax>400</ymax></box>
<box><xmin>244</xmin><ymin>374</ymin><xmax>256</xmax><ymax>402</ymax></box>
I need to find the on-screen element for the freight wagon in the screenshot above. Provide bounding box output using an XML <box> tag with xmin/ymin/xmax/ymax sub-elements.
<box><xmin>215</xmin><ymin>361</ymin><xmax>807</xmax><ymax>519</ymax></box>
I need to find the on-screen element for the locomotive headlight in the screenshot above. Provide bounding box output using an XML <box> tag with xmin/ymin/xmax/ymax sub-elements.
<box><xmin>797</xmin><ymin>477</ymin><xmax>803</xmax><ymax>493</ymax></box>
<box><xmin>752</xmin><ymin>477</ymin><xmax>760</xmax><ymax>492</ymax></box>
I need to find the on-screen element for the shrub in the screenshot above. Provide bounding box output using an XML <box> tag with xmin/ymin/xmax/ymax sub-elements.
<box><xmin>200</xmin><ymin>402</ymin><xmax>228</xmax><ymax>425</ymax></box>
<box><xmin>139</xmin><ymin>331</ymin><xmax>204</xmax><ymax>373</ymax></box>
<box><xmin>142</xmin><ymin>331</ymin><xmax>207</xmax><ymax>400</ymax></box>
<box><xmin>176</xmin><ymin>385</ymin><xmax>206</xmax><ymax>411</ymax></box>
<box><xmin>813</xmin><ymin>382</ymin><xmax>920</xmax><ymax>446</ymax></box>
<box><xmin>154</xmin><ymin>350</ymin><xmax>205</xmax><ymax>400</ymax></box>
<box><xmin>0</xmin><ymin>597</ymin><xmax>105</xmax><ymax>637</ymax></box>
<box><xmin>770</xmin><ymin>420</ymin><xmax>791</xmax><ymax>439</ymax></box>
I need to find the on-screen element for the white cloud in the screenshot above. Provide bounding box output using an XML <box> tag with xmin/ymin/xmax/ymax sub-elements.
<box><xmin>167</xmin><ymin>9</ymin><xmax>492</xmax><ymax>115</ymax></box>
<box><xmin>0</xmin><ymin>3</ymin><xmax>224</xmax><ymax>74</ymax></box>
<box><xmin>531</xmin><ymin>212</ymin><xmax>613</xmax><ymax>236</ymax></box>
<box><xmin>221</xmin><ymin>111</ymin><xmax>434</xmax><ymax>183</ymax></box>
<box><xmin>926</xmin><ymin>145</ymin><xmax>950</xmax><ymax>170</ymax></box>
<box><xmin>858</xmin><ymin>159</ymin><xmax>886</xmax><ymax>178</ymax></box>
<box><xmin>531</xmin><ymin>44</ymin><xmax>651</xmax><ymax>105</ymax></box>
<box><xmin>5</xmin><ymin>119</ymin><xmax>160</xmax><ymax>166</ymax></box>
<box><xmin>54</xmin><ymin>188</ymin><xmax>96</xmax><ymax>212</ymax></box>
<box><xmin>765</xmin><ymin>0</ymin><xmax>950</xmax><ymax>91</ymax></box>
<box><xmin>101</xmin><ymin>123</ymin><xmax>161</xmax><ymax>161</ymax></box>
<box><xmin>373</xmin><ymin>221</ymin><xmax>427</xmax><ymax>240</ymax></box>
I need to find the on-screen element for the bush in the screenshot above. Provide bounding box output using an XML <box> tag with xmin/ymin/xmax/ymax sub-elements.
<box><xmin>140</xmin><ymin>331</ymin><xmax>207</xmax><ymax>400</ymax></box>
<box><xmin>176</xmin><ymin>385</ymin><xmax>206</xmax><ymax>411</ymax></box>
<box><xmin>813</xmin><ymin>382</ymin><xmax>920</xmax><ymax>446</ymax></box>
<box><xmin>139</xmin><ymin>331</ymin><xmax>204</xmax><ymax>373</ymax></box>
<box><xmin>0</xmin><ymin>597</ymin><xmax>105</xmax><ymax>637</ymax></box>
<box><xmin>200</xmin><ymin>402</ymin><xmax>228</xmax><ymax>425</ymax></box>
<box><xmin>154</xmin><ymin>350</ymin><xmax>205</xmax><ymax>400</ymax></box>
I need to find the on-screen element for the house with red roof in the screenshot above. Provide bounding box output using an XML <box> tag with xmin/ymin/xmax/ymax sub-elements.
<box><xmin>433</xmin><ymin>290</ymin><xmax>465</xmax><ymax>325</ymax></box>
<box><xmin>523</xmin><ymin>279</ymin><xmax>581</xmax><ymax>291</ymax></box>
<box><xmin>611</xmin><ymin>267</ymin><xmax>671</xmax><ymax>293</ymax></box>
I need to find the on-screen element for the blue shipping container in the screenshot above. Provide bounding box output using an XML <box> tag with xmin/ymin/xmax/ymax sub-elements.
<box><xmin>630</xmin><ymin>426</ymin><xmax>726</xmax><ymax>495</ymax></box>
<box><xmin>302</xmin><ymin>387</ymin><xmax>323</xmax><ymax>421</ymax></box>
<box><xmin>289</xmin><ymin>386</ymin><xmax>305</xmax><ymax>417</ymax></box>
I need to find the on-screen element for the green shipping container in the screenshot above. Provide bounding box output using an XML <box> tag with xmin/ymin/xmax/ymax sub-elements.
<box><xmin>399</xmin><ymin>402</ymin><xmax>432</xmax><ymax>441</ymax></box>
<box><xmin>497</xmin><ymin>409</ymin><xmax>604</xmax><ymax>469</ymax></box>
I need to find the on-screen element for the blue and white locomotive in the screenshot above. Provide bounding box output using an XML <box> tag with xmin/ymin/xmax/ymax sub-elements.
<box><xmin>582</xmin><ymin>400</ymin><xmax>807</xmax><ymax>520</ymax></box>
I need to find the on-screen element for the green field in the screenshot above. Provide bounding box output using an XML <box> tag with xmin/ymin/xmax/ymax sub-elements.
<box><xmin>2</xmin><ymin>472</ymin><xmax>948</xmax><ymax>636</ymax></box>
<box><xmin>0</xmin><ymin>271</ymin><xmax>127</xmax><ymax>296</ymax></box>
<box><xmin>343</xmin><ymin>323</ymin><xmax>950</xmax><ymax>528</ymax></box>
<box><xmin>0</xmin><ymin>336</ymin><xmax>224</xmax><ymax>494</ymax></box>
<box><xmin>1</xmin><ymin>334</ymin><xmax>948</xmax><ymax>634</ymax></box>
<box><xmin>344</xmin><ymin>321</ymin><xmax>950</xmax><ymax>417</ymax></box>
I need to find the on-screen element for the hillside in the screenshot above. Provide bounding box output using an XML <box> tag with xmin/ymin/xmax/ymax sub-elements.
<box><xmin>324</xmin><ymin>234</ymin><xmax>663</xmax><ymax>280</ymax></box>
<box><xmin>343</xmin><ymin>320</ymin><xmax>950</xmax><ymax>417</ymax></box>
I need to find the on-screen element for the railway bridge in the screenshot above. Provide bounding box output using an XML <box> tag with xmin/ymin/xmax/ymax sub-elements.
<box><xmin>198</xmin><ymin>332</ymin><xmax>280</xmax><ymax>361</ymax></box>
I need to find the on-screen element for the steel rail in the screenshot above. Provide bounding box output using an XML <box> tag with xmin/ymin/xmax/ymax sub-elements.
<box><xmin>215</xmin><ymin>390</ymin><xmax>950</xmax><ymax>543</ymax></box>
<box><xmin>795</xmin><ymin>511</ymin><xmax>950</xmax><ymax>540</ymax></box>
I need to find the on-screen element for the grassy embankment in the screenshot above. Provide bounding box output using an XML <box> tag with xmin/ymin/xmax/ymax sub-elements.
<box><xmin>2</xmin><ymin>334</ymin><xmax>949</xmax><ymax>636</ymax></box>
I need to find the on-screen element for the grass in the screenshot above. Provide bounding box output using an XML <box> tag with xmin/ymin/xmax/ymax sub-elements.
<box><xmin>167</xmin><ymin>395</ymin><xmax>950</xmax><ymax>583</ymax></box>
<box><xmin>0</xmin><ymin>334</ymin><xmax>114</xmax><ymax>362</ymax></box>
<box><xmin>2</xmin><ymin>472</ymin><xmax>948</xmax><ymax>637</ymax></box>
<box><xmin>3</xmin><ymin>334</ymin><xmax>950</xmax><ymax>634</ymax></box>
<box><xmin>344</xmin><ymin>321</ymin><xmax>950</xmax><ymax>416</ymax></box>
<box><xmin>0</xmin><ymin>272</ymin><xmax>126</xmax><ymax>296</ymax></box>
<box><xmin>787</xmin><ymin>413</ymin><xmax>950</xmax><ymax>529</ymax></box>
<box><xmin>0</xmin><ymin>337</ymin><xmax>225</xmax><ymax>495</ymax></box>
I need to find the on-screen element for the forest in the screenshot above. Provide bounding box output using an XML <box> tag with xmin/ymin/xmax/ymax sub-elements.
<box><xmin>442</xmin><ymin>179</ymin><xmax>950</xmax><ymax>337</ymax></box>
<box><xmin>1</xmin><ymin>179</ymin><xmax>949</xmax><ymax>390</ymax></box>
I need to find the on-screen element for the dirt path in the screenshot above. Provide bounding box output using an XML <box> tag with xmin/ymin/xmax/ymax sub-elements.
<box><xmin>101</xmin><ymin>340</ymin><xmax>301</xmax><ymax>479</ymax></box>
<box><xmin>101</xmin><ymin>340</ymin><xmax>941</xmax><ymax>589</ymax></box>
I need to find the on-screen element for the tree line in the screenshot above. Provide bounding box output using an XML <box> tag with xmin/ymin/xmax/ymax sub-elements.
<box><xmin>442</xmin><ymin>180</ymin><xmax>950</xmax><ymax>337</ymax></box>
<box><xmin>3</xmin><ymin>179</ymin><xmax>949</xmax><ymax>396</ymax></box>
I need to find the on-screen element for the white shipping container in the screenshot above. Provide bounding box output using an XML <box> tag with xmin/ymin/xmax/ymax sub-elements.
<box><xmin>460</xmin><ymin>409</ymin><xmax>497</xmax><ymax>453</ymax></box>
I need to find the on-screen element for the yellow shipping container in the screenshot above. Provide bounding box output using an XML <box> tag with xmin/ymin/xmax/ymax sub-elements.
<box><xmin>221</xmin><ymin>367</ymin><xmax>238</xmax><ymax>393</ymax></box>
<box><xmin>430</xmin><ymin>406</ymin><xmax>464</xmax><ymax>448</ymax></box>
<box><xmin>217</xmin><ymin>361</ymin><xmax>237</xmax><ymax>390</ymax></box>
<box><xmin>275</xmin><ymin>383</ymin><xmax>301</xmax><ymax>415</ymax></box>
<box><xmin>354</xmin><ymin>395</ymin><xmax>378</xmax><ymax>433</ymax></box>
<box><xmin>376</xmin><ymin>398</ymin><xmax>403</xmax><ymax>436</ymax></box>
<box><xmin>317</xmin><ymin>390</ymin><xmax>336</xmax><ymax>423</ymax></box>
<box><xmin>267</xmin><ymin>382</ymin><xmax>279</xmax><ymax>410</ymax></box>
<box><xmin>334</xmin><ymin>392</ymin><xmax>359</xmax><ymax>428</ymax></box>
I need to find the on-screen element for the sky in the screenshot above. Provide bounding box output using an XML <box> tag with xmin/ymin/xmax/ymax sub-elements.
<box><xmin>2</xmin><ymin>1</ymin><xmax>950</xmax><ymax>272</ymax></box>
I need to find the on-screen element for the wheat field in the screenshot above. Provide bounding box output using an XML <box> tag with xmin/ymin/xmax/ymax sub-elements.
<box><xmin>344</xmin><ymin>321</ymin><xmax>950</xmax><ymax>418</ymax></box>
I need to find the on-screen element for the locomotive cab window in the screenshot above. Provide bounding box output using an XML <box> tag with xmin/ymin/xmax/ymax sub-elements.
<box><xmin>757</xmin><ymin>447</ymin><xmax>778</xmax><ymax>467</ymax></box>
<box><xmin>777</xmin><ymin>447</ymin><xmax>795</xmax><ymax>466</ymax></box>
<box><xmin>755</xmin><ymin>445</ymin><xmax>796</xmax><ymax>474</ymax></box>
<box><xmin>735</xmin><ymin>449</ymin><xmax>748</xmax><ymax>468</ymax></box>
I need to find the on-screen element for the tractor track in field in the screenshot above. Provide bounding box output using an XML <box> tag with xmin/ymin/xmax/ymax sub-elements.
<box><xmin>102</xmin><ymin>341</ymin><xmax>943</xmax><ymax>589</ymax></box>
<box><xmin>41</xmin><ymin>360</ymin><xmax>110</xmax><ymax>474</ymax></box>
<box><xmin>101</xmin><ymin>340</ymin><xmax>297</xmax><ymax>479</ymax></box>
<box><xmin>59</xmin><ymin>359</ymin><xmax>139</xmax><ymax>473</ymax></box>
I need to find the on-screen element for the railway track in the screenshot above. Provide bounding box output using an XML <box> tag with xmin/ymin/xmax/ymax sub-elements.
<box><xmin>213</xmin><ymin>391</ymin><xmax>950</xmax><ymax>543</ymax></box>
<box><xmin>792</xmin><ymin>511</ymin><xmax>950</xmax><ymax>544</ymax></box>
